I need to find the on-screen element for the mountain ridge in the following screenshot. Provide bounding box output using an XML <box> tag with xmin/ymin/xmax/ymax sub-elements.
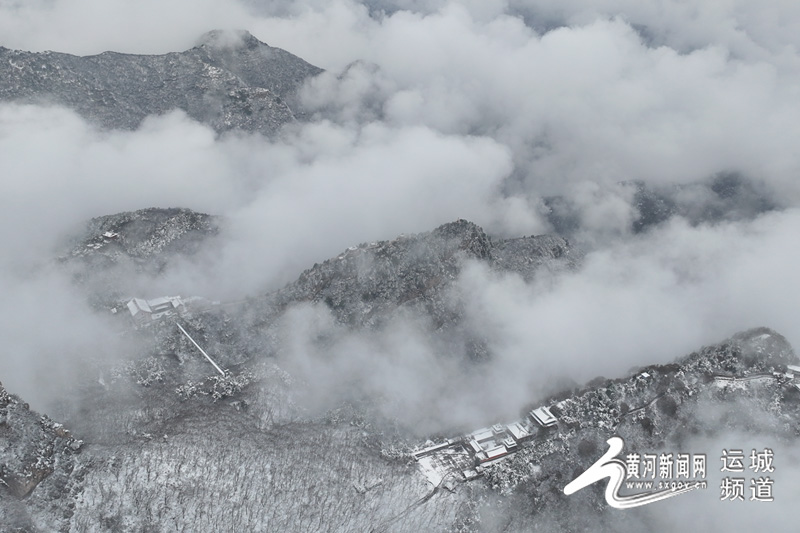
<box><xmin>2</xmin><ymin>325</ymin><xmax>797</xmax><ymax>531</ymax></box>
<box><xmin>0</xmin><ymin>30</ymin><xmax>323</xmax><ymax>134</ymax></box>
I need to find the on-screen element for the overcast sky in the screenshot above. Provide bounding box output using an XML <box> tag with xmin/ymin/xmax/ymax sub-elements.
<box><xmin>1</xmin><ymin>3</ymin><xmax>799</xmax><ymax>498</ymax></box>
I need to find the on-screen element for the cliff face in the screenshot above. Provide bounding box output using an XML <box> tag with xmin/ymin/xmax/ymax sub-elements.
<box><xmin>0</xmin><ymin>30</ymin><xmax>323</xmax><ymax>135</ymax></box>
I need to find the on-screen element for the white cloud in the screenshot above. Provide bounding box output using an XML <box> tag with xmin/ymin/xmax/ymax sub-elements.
<box><xmin>0</xmin><ymin>0</ymin><xmax>250</xmax><ymax>54</ymax></box>
<box><xmin>456</xmin><ymin>209</ymin><xmax>800</xmax><ymax>407</ymax></box>
<box><xmin>1</xmin><ymin>0</ymin><xmax>800</xmax><ymax>455</ymax></box>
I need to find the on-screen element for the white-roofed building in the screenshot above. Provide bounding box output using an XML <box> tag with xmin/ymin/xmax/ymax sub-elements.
<box><xmin>468</xmin><ymin>440</ymin><xmax>482</xmax><ymax>454</ymax></box>
<box><xmin>506</xmin><ymin>422</ymin><xmax>532</xmax><ymax>443</ymax></box>
<box><xmin>530</xmin><ymin>406</ymin><xmax>558</xmax><ymax>428</ymax></box>
<box><xmin>471</xmin><ymin>429</ymin><xmax>494</xmax><ymax>443</ymax></box>
<box><xmin>125</xmin><ymin>296</ymin><xmax>187</xmax><ymax>326</ymax></box>
<box><xmin>126</xmin><ymin>298</ymin><xmax>153</xmax><ymax>326</ymax></box>
<box><xmin>484</xmin><ymin>446</ymin><xmax>510</xmax><ymax>462</ymax></box>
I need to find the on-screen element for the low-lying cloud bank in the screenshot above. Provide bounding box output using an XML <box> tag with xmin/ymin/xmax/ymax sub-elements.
<box><xmin>274</xmin><ymin>208</ymin><xmax>800</xmax><ymax>433</ymax></box>
<box><xmin>1</xmin><ymin>1</ymin><xmax>799</xmax><ymax>448</ymax></box>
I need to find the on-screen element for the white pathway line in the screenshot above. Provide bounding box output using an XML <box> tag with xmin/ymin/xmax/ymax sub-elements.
<box><xmin>175</xmin><ymin>322</ymin><xmax>226</xmax><ymax>376</ymax></box>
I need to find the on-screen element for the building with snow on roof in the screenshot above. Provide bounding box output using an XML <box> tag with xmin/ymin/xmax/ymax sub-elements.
<box><xmin>126</xmin><ymin>296</ymin><xmax>187</xmax><ymax>326</ymax></box>
<box><xmin>530</xmin><ymin>406</ymin><xmax>558</xmax><ymax>428</ymax></box>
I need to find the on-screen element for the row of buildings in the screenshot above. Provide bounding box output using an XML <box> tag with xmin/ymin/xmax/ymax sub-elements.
<box><xmin>413</xmin><ymin>405</ymin><xmax>559</xmax><ymax>485</ymax></box>
<box><xmin>464</xmin><ymin>406</ymin><xmax>558</xmax><ymax>466</ymax></box>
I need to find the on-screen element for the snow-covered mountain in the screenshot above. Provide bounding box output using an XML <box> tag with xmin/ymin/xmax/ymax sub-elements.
<box><xmin>0</xmin><ymin>30</ymin><xmax>322</xmax><ymax>135</ymax></box>
<box><xmin>3</xmin><ymin>207</ymin><xmax>800</xmax><ymax>531</ymax></box>
<box><xmin>2</xmin><ymin>30</ymin><xmax>799</xmax><ymax>533</ymax></box>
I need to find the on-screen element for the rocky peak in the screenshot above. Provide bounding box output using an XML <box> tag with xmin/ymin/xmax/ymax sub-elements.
<box><xmin>59</xmin><ymin>207</ymin><xmax>219</xmax><ymax>306</ymax></box>
<box><xmin>64</xmin><ymin>207</ymin><xmax>218</xmax><ymax>263</ymax></box>
<box><xmin>430</xmin><ymin>219</ymin><xmax>493</xmax><ymax>260</ymax></box>
<box><xmin>195</xmin><ymin>30</ymin><xmax>263</xmax><ymax>51</ymax></box>
<box><xmin>252</xmin><ymin>219</ymin><xmax>576</xmax><ymax>330</ymax></box>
